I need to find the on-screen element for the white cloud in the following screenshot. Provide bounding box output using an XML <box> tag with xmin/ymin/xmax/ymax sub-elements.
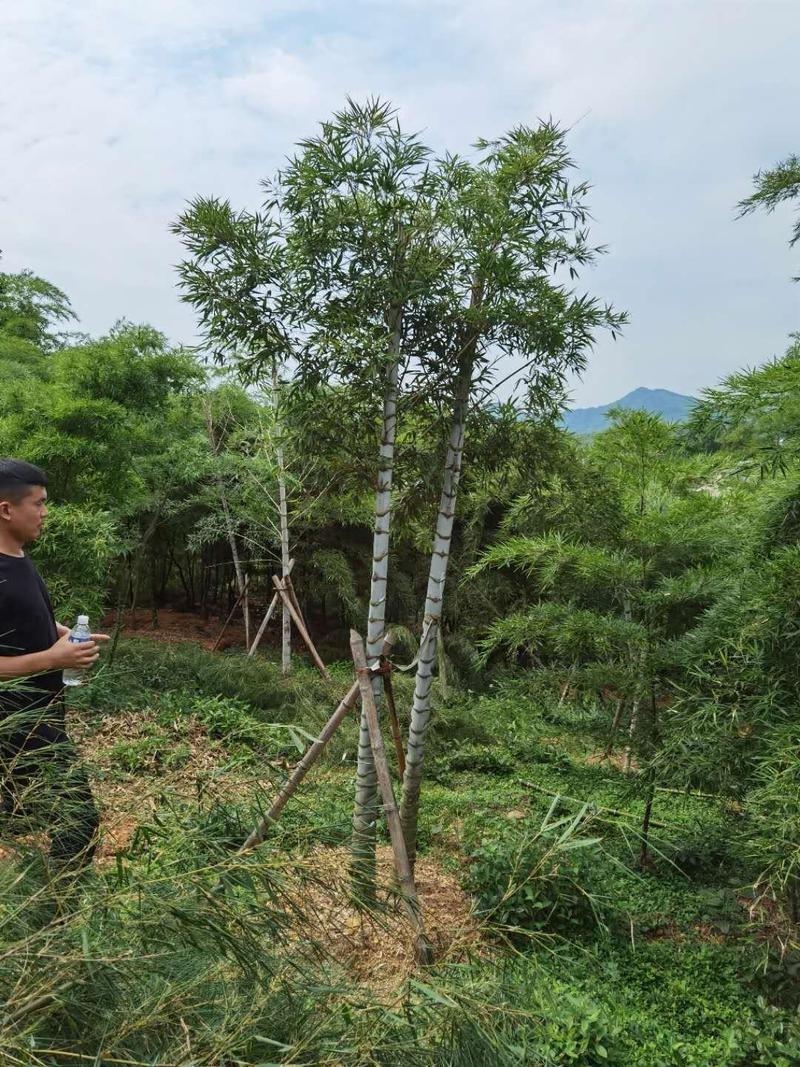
<box><xmin>1</xmin><ymin>0</ymin><xmax>798</xmax><ymax>404</ymax></box>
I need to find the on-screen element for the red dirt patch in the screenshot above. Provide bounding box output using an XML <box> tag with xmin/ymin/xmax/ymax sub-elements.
<box><xmin>103</xmin><ymin>608</ymin><xmax>254</xmax><ymax>652</ymax></box>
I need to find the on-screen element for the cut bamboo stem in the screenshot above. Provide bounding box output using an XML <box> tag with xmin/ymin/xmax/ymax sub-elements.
<box><xmin>381</xmin><ymin>634</ymin><xmax>405</xmax><ymax>777</ymax></box>
<box><xmin>351</xmin><ymin>629</ymin><xmax>433</xmax><ymax>966</ymax></box>
<box><xmin>248</xmin><ymin>559</ymin><xmax>294</xmax><ymax>658</ymax></box>
<box><xmin>238</xmin><ymin>679</ymin><xmax>360</xmax><ymax>853</ymax></box>
<box><xmin>272</xmin><ymin>576</ymin><xmax>331</xmax><ymax>681</ymax></box>
<box><xmin>212</xmin><ymin>576</ymin><xmax>250</xmax><ymax>652</ymax></box>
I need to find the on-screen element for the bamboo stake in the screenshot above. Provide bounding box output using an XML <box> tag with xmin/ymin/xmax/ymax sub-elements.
<box><xmin>272</xmin><ymin>576</ymin><xmax>331</xmax><ymax>681</ymax></box>
<box><xmin>211</xmin><ymin>576</ymin><xmax>250</xmax><ymax>652</ymax></box>
<box><xmin>283</xmin><ymin>575</ymin><xmax>308</xmax><ymax>631</ymax></box>
<box><xmin>381</xmin><ymin>632</ymin><xmax>405</xmax><ymax>776</ymax></box>
<box><xmin>238</xmin><ymin>679</ymin><xmax>361</xmax><ymax>853</ymax></box>
<box><xmin>351</xmin><ymin>630</ymin><xmax>433</xmax><ymax>965</ymax></box>
<box><xmin>248</xmin><ymin>559</ymin><xmax>294</xmax><ymax>658</ymax></box>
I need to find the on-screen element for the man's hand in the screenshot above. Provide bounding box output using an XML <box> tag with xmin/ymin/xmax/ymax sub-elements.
<box><xmin>47</xmin><ymin>631</ymin><xmax>110</xmax><ymax>671</ymax></box>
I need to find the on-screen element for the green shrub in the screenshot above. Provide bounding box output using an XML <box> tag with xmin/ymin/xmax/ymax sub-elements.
<box><xmin>30</xmin><ymin>503</ymin><xmax>121</xmax><ymax>621</ymax></box>
<box><xmin>464</xmin><ymin>807</ymin><xmax>605</xmax><ymax>936</ymax></box>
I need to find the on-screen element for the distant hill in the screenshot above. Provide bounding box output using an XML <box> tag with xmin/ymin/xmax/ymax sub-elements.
<box><xmin>562</xmin><ymin>387</ymin><xmax>697</xmax><ymax>435</ymax></box>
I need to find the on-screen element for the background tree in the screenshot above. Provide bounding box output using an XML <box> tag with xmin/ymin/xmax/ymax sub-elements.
<box><xmin>0</xmin><ymin>264</ymin><xmax>77</xmax><ymax>350</ymax></box>
<box><xmin>738</xmin><ymin>154</ymin><xmax>800</xmax><ymax>276</ymax></box>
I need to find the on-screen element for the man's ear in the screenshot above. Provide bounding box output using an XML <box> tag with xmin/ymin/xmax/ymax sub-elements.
<box><xmin>0</xmin><ymin>501</ymin><xmax>12</xmax><ymax>522</ymax></box>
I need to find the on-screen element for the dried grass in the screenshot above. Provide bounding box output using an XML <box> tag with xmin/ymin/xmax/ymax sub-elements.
<box><xmin>291</xmin><ymin>845</ymin><xmax>483</xmax><ymax>995</ymax></box>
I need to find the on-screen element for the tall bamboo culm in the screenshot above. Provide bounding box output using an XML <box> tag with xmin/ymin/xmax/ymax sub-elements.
<box><xmin>273</xmin><ymin>367</ymin><xmax>292</xmax><ymax>676</ymax></box>
<box><xmin>351</xmin><ymin>317</ymin><xmax>401</xmax><ymax>899</ymax></box>
<box><xmin>399</xmin><ymin>356</ymin><xmax>471</xmax><ymax>868</ymax></box>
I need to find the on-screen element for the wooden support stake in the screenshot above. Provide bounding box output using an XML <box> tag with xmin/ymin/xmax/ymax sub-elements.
<box><xmin>238</xmin><ymin>679</ymin><xmax>360</xmax><ymax>853</ymax></box>
<box><xmin>272</xmin><ymin>575</ymin><xmax>331</xmax><ymax>681</ymax></box>
<box><xmin>351</xmin><ymin>629</ymin><xmax>433</xmax><ymax>965</ymax></box>
<box><xmin>283</xmin><ymin>574</ymin><xmax>315</xmax><ymax>641</ymax></box>
<box><xmin>248</xmin><ymin>559</ymin><xmax>294</xmax><ymax>658</ymax></box>
<box><xmin>381</xmin><ymin>631</ymin><xmax>405</xmax><ymax>777</ymax></box>
<box><xmin>212</xmin><ymin>576</ymin><xmax>250</xmax><ymax>652</ymax></box>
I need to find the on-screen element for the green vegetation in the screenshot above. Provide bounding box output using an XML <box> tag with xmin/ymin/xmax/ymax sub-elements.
<box><xmin>1</xmin><ymin>104</ymin><xmax>800</xmax><ymax>1063</ymax></box>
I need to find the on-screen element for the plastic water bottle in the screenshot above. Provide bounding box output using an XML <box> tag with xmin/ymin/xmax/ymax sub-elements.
<box><xmin>63</xmin><ymin>615</ymin><xmax>92</xmax><ymax>687</ymax></box>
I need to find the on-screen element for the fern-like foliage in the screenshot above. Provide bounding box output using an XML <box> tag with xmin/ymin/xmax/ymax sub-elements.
<box><xmin>479</xmin><ymin>602</ymin><xmax>646</xmax><ymax>666</ymax></box>
<box><xmin>466</xmin><ymin>534</ymin><xmax>638</xmax><ymax>599</ymax></box>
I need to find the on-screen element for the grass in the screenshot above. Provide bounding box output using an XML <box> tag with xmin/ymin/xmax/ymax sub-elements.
<box><xmin>1</xmin><ymin>639</ymin><xmax>799</xmax><ymax>1064</ymax></box>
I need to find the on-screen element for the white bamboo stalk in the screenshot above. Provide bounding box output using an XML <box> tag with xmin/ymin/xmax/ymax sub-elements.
<box><xmin>623</xmin><ymin>696</ymin><xmax>641</xmax><ymax>774</ymax></box>
<box><xmin>351</xmin><ymin>316</ymin><xmax>401</xmax><ymax>897</ymax></box>
<box><xmin>273</xmin><ymin>366</ymin><xmax>292</xmax><ymax>676</ymax></box>
<box><xmin>399</xmin><ymin>356</ymin><xmax>472</xmax><ymax>868</ymax></box>
<box><xmin>272</xmin><ymin>576</ymin><xmax>331</xmax><ymax>681</ymax></box>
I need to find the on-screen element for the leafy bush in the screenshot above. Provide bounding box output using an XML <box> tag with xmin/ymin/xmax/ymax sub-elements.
<box><xmin>29</xmin><ymin>503</ymin><xmax>121</xmax><ymax>620</ymax></box>
<box><xmin>465</xmin><ymin>804</ymin><xmax>605</xmax><ymax>936</ymax></box>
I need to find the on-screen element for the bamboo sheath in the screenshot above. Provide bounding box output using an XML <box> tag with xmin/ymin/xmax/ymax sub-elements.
<box><xmin>351</xmin><ymin>630</ymin><xmax>433</xmax><ymax>965</ymax></box>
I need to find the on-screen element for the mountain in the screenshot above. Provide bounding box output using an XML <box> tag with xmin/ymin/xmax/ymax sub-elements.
<box><xmin>562</xmin><ymin>387</ymin><xmax>697</xmax><ymax>435</ymax></box>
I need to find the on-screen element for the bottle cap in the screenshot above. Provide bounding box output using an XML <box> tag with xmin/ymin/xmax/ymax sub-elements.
<box><xmin>77</xmin><ymin>615</ymin><xmax>89</xmax><ymax>625</ymax></box>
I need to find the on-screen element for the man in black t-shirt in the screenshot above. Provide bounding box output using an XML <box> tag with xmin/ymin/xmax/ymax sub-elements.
<box><xmin>0</xmin><ymin>458</ymin><xmax>108</xmax><ymax>868</ymax></box>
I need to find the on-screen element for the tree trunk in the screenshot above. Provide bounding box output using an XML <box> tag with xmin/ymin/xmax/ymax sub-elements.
<box><xmin>351</xmin><ymin>314</ymin><xmax>401</xmax><ymax>898</ymax></box>
<box><xmin>639</xmin><ymin>688</ymin><xmax>660</xmax><ymax>866</ymax></box>
<box><xmin>221</xmin><ymin>488</ymin><xmax>249</xmax><ymax>647</ymax></box>
<box><xmin>150</xmin><ymin>550</ymin><xmax>159</xmax><ymax>630</ymax></box>
<box><xmin>270</xmin><ymin>367</ymin><xmax>292</xmax><ymax>676</ymax></box>
<box><xmin>399</xmin><ymin>355</ymin><xmax>472</xmax><ymax>868</ymax></box>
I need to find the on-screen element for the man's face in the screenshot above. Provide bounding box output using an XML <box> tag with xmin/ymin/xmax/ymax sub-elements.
<box><xmin>0</xmin><ymin>487</ymin><xmax>48</xmax><ymax>545</ymax></box>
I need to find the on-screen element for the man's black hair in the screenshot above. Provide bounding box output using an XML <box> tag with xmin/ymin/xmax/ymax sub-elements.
<box><xmin>0</xmin><ymin>458</ymin><xmax>48</xmax><ymax>503</ymax></box>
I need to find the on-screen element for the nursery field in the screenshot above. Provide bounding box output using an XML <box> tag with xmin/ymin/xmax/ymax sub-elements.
<box><xmin>2</xmin><ymin>637</ymin><xmax>798</xmax><ymax>1066</ymax></box>
<box><xmin>3</xmin><ymin>95</ymin><xmax>800</xmax><ymax>1067</ymax></box>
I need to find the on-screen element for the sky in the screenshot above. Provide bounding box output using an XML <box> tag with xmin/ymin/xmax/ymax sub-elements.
<box><xmin>2</xmin><ymin>0</ymin><xmax>799</xmax><ymax>407</ymax></box>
